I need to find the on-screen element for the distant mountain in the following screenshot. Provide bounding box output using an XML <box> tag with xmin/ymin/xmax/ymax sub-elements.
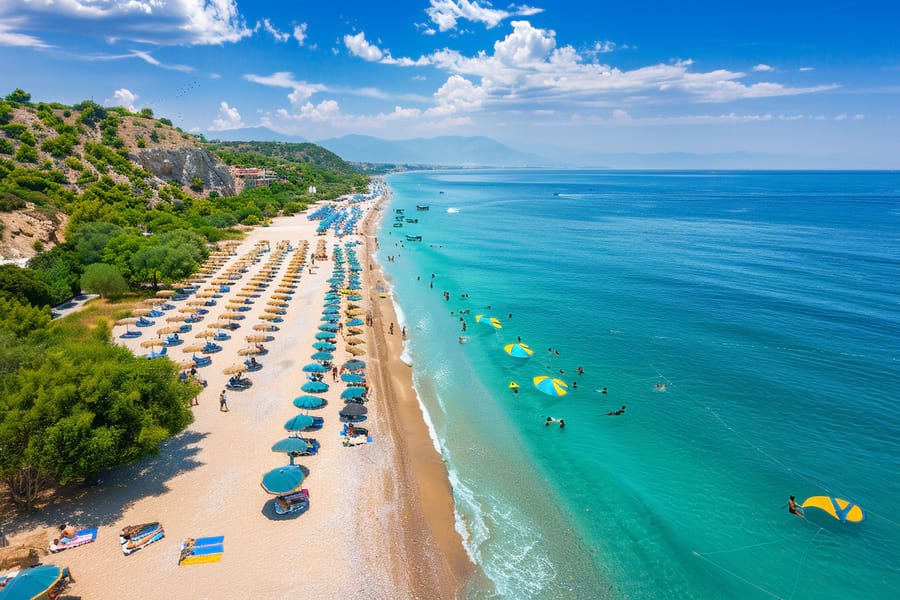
<box><xmin>205</xmin><ymin>127</ymin><xmax>307</xmax><ymax>143</ymax></box>
<box><xmin>316</xmin><ymin>134</ymin><xmax>543</xmax><ymax>167</ymax></box>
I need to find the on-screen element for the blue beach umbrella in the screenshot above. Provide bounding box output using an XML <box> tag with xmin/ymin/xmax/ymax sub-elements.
<box><xmin>320</xmin><ymin>315</ymin><xmax>338</xmax><ymax>322</ymax></box>
<box><xmin>533</xmin><ymin>375</ymin><xmax>569</xmax><ymax>397</ymax></box>
<box><xmin>302</xmin><ymin>362</ymin><xmax>328</xmax><ymax>373</ymax></box>
<box><xmin>301</xmin><ymin>380</ymin><xmax>329</xmax><ymax>393</ymax></box>
<box><xmin>341</xmin><ymin>386</ymin><xmax>367</xmax><ymax>400</ymax></box>
<box><xmin>284</xmin><ymin>414</ymin><xmax>315</xmax><ymax>431</ymax></box>
<box><xmin>504</xmin><ymin>342</ymin><xmax>534</xmax><ymax>358</ymax></box>
<box><xmin>315</xmin><ymin>332</ymin><xmax>336</xmax><ymax>340</ymax></box>
<box><xmin>272</xmin><ymin>437</ymin><xmax>310</xmax><ymax>464</ymax></box>
<box><xmin>341</xmin><ymin>373</ymin><xmax>365</xmax><ymax>384</ymax></box>
<box><xmin>318</xmin><ymin>324</ymin><xmax>339</xmax><ymax>332</ymax></box>
<box><xmin>261</xmin><ymin>465</ymin><xmax>305</xmax><ymax>494</ymax></box>
<box><xmin>323</xmin><ymin>306</ymin><xmax>339</xmax><ymax>314</ymax></box>
<box><xmin>293</xmin><ymin>395</ymin><xmax>325</xmax><ymax>409</ymax></box>
<box><xmin>324</xmin><ymin>293</ymin><xmax>339</xmax><ymax>300</ymax></box>
<box><xmin>0</xmin><ymin>565</ymin><xmax>66</xmax><ymax>598</ymax></box>
<box><xmin>311</xmin><ymin>351</ymin><xmax>334</xmax><ymax>361</ymax></box>
<box><xmin>343</xmin><ymin>359</ymin><xmax>366</xmax><ymax>371</ymax></box>
<box><xmin>346</xmin><ymin>318</ymin><xmax>365</xmax><ymax>327</ymax></box>
<box><xmin>313</xmin><ymin>342</ymin><xmax>336</xmax><ymax>351</ymax></box>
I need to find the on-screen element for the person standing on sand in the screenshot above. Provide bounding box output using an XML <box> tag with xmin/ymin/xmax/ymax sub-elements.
<box><xmin>389</xmin><ymin>322</ymin><xmax>394</xmax><ymax>335</ymax></box>
<box><xmin>219</xmin><ymin>390</ymin><xmax>228</xmax><ymax>412</ymax></box>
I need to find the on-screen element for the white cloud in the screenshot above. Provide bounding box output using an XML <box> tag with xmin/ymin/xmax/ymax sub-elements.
<box><xmin>1</xmin><ymin>0</ymin><xmax>253</xmax><ymax>46</ymax></box>
<box><xmin>243</xmin><ymin>71</ymin><xmax>327</xmax><ymax>105</ymax></box>
<box><xmin>752</xmin><ymin>64</ymin><xmax>775</xmax><ymax>72</ymax></box>
<box><xmin>853</xmin><ymin>114</ymin><xmax>864</xmax><ymax>120</ymax></box>
<box><xmin>0</xmin><ymin>21</ymin><xmax>53</xmax><ymax>49</ymax></box>
<box><xmin>129</xmin><ymin>49</ymin><xmax>194</xmax><ymax>72</ymax></box>
<box><xmin>425</xmin><ymin>0</ymin><xmax>543</xmax><ymax>32</ymax></box>
<box><xmin>834</xmin><ymin>113</ymin><xmax>848</xmax><ymax>120</ymax></box>
<box><xmin>209</xmin><ymin>101</ymin><xmax>244</xmax><ymax>130</ymax></box>
<box><xmin>107</xmin><ymin>88</ymin><xmax>139</xmax><ymax>111</ymax></box>
<box><xmin>611</xmin><ymin>109</ymin><xmax>631</xmax><ymax>122</ymax></box>
<box><xmin>260</xmin><ymin>18</ymin><xmax>290</xmax><ymax>42</ymax></box>
<box><xmin>425</xmin><ymin>75</ymin><xmax>487</xmax><ymax>116</ymax></box>
<box><xmin>799</xmin><ymin>66</ymin><xmax>815</xmax><ymax>72</ymax></box>
<box><xmin>293</xmin><ymin>23</ymin><xmax>307</xmax><ymax>46</ymax></box>
<box><xmin>343</xmin><ymin>31</ymin><xmax>383</xmax><ymax>61</ymax></box>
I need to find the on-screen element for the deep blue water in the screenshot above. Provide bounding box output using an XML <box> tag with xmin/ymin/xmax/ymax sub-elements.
<box><xmin>375</xmin><ymin>170</ymin><xmax>900</xmax><ymax>599</ymax></box>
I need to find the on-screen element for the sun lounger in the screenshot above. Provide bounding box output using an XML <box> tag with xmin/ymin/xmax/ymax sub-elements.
<box><xmin>178</xmin><ymin>536</ymin><xmax>224</xmax><ymax>566</ymax></box>
<box><xmin>49</xmin><ymin>527</ymin><xmax>98</xmax><ymax>553</ymax></box>
<box><xmin>274</xmin><ymin>489</ymin><xmax>310</xmax><ymax>515</ymax></box>
<box><xmin>121</xmin><ymin>522</ymin><xmax>165</xmax><ymax>555</ymax></box>
<box><xmin>120</xmin><ymin>330</ymin><xmax>142</xmax><ymax>339</ymax></box>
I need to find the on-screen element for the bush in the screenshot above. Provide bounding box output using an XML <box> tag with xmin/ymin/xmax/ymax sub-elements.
<box><xmin>0</xmin><ymin>138</ymin><xmax>12</xmax><ymax>154</ymax></box>
<box><xmin>136</xmin><ymin>136</ymin><xmax>146</xmax><ymax>148</ymax></box>
<box><xmin>15</xmin><ymin>144</ymin><xmax>38</xmax><ymax>163</ymax></box>
<box><xmin>80</xmin><ymin>262</ymin><xmax>128</xmax><ymax>298</ymax></box>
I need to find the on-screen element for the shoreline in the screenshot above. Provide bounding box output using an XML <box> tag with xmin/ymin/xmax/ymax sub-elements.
<box><xmin>362</xmin><ymin>191</ymin><xmax>475</xmax><ymax>597</ymax></box>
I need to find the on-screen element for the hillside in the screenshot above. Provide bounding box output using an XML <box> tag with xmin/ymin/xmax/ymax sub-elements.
<box><xmin>206</xmin><ymin>140</ymin><xmax>360</xmax><ymax>176</ymax></box>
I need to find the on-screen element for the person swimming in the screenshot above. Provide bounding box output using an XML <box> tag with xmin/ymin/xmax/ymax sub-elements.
<box><xmin>607</xmin><ymin>405</ymin><xmax>626</xmax><ymax>416</ymax></box>
<box><xmin>788</xmin><ymin>495</ymin><xmax>804</xmax><ymax>517</ymax></box>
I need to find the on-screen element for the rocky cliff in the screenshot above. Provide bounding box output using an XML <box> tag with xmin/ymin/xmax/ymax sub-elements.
<box><xmin>130</xmin><ymin>148</ymin><xmax>236</xmax><ymax>197</ymax></box>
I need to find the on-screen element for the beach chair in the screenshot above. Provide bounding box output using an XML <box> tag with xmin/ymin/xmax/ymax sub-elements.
<box><xmin>274</xmin><ymin>489</ymin><xmax>310</xmax><ymax>515</ymax></box>
<box><xmin>178</xmin><ymin>536</ymin><xmax>224</xmax><ymax>566</ymax></box>
<box><xmin>120</xmin><ymin>522</ymin><xmax>165</xmax><ymax>556</ymax></box>
<box><xmin>193</xmin><ymin>355</ymin><xmax>212</xmax><ymax>367</ymax></box>
<box><xmin>49</xmin><ymin>528</ymin><xmax>98</xmax><ymax>553</ymax></box>
<box><xmin>120</xmin><ymin>330</ymin><xmax>142</xmax><ymax>339</ymax></box>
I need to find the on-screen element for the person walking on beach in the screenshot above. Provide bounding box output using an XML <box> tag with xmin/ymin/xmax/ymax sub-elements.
<box><xmin>219</xmin><ymin>390</ymin><xmax>228</xmax><ymax>412</ymax></box>
<box><xmin>389</xmin><ymin>322</ymin><xmax>394</xmax><ymax>335</ymax></box>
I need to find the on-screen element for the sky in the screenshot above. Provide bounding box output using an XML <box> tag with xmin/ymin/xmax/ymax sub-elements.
<box><xmin>1</xmin><ymin>0</ymin><xmax>898</xmax><ymax>166</ymax></box>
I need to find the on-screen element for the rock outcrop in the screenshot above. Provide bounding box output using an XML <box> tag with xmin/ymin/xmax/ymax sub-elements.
<box><xmin>130</xmin><ymin>148</ymin><xmax>236</xmax><ymax>197</ymax></box>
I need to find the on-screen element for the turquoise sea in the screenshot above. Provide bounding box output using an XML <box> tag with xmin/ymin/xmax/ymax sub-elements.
<box><xmin>374</xmin><ymin>170</ymin><xmax>900</xmax><ymax>599</ymax></box>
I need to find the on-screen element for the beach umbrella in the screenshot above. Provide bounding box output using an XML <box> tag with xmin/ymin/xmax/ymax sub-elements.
<box><xmin>194</xmin><ymin>330</ymin><xmax>217</xmax><ymax>339</ymax></box>
<box><xmin>302</xmin><ymin>363</ymin><xmax>328</xmax><ymax>373</ymax></box>
<box><xmin>245</xmin><ymin>334</ymin><xmax>269</xmax><ymax>343</ymax></box>
<box><xmin>238</xmin><ymin>346</ymin><xmax>263</xmax><ymax>355</ymax></box>
<box><xmin>533</xmin><ymin>375</ymin><xmax>569</xmax><ymax>397</ymax></box>
<box><xmin>220</xmin><ymin>312</ymin><xmax>243</xmax><ymax>320</ymax></box>
<box><xmin>261</xmin><ymin>465</ymin><xmax>305</xmax><ymax>495</ymax></box>
<box><xmin>313</xmin><ymin>342</ymin><xmax>337</xmax><ymax>351</ymax></box>
<box><xmin>207</xmin><ymin>321</ymin><xmax>232</xmax><ymax>330</ymax></box>
<box><xmin>178</xmin><ymin>307</ymin><xmax>198</xmax><ymax>314</ymax></box>
<box><xmin>156</xmin><ymin>290</ymin><xmax>176</xmax><ymax>297</ymax></box>
<box><xmin>301</xmin><ymin>381</ymin><xmax>329</xmax><ymax>394</ymax></box>
<box><xmin>131</xmin><ymin>308</ymin><xmax>152</xmax><ymax>317</ymax></box>
<box><xmin>504</xmin><ymin>342</ymin><xmax>534</xmax><ymax>358</ymax></box>
<box><xmin>181</xmin><ymin>344</ymin><xmax>206</xmax><ymax>353</ymax></box>
<box><xmin>157</xmin><ymin>326</ymin><xmax>181</xmax><ymax>335</ymax></box>
<box><xmin>253</xmin><ymin>323</ymin><xmax>277</xmax><ymax>331</ymax></box>
<box><xmin>341</xmin><ymin>373</ymin><xmax>365</xmax><ymax>384</ymax></box>
<box><xmin>116</xmin><ymin>317</ymin><xmax>139</xmax><ymax>326</ymax></box>
<box><xmin>166</xmin><ymin>314</ymin><xmax>188</xmax><ymax>322</ymax></box>
<box><xmin>187</xmin><ymin>300</ymin><xmax>206</xmax><ymax>307</ymax></box>
<box><xmin>324</xmin><ymin>293</ymin><xmax>339</xmax><ymax>299</ymax></box>
<box><xmin>347</xmin><ymin>295</ymin><xmax>362</xmax><ymax>301</ymax></box>
<box><xmin>223</xmin><ymin>364</ymin><xmax>248</xmax><ymax>375</ymax></box>
<box><xmin>346</xmin><ymin>328</ymin><xmax>364</xmax><ymax>336</ymax></box>
<box><xmin>319</xmin><ymin>324</ymin><xmax>339</xmax><ymax>332</ymax></box>
<box><xmin>475</xmin><ymin>314</ymin><xmax>503</xmax><ymax>329</ymax></box>
<box><xmin>343</xmin><ymin>359</ymin><xmax>366</xmax><ymax>371</ymax></box>
<box><xmin>143</xmin><ymin>298</ymin><xmax>165</xmax><ymax>306</ymax></box>
<box><xmin>339</xmin><ymin>403</ymin><xmax>367</xmax><ymax>418</ymax></box>
<box><xmin>272</xmin><ymin>437</ymin><xmax>310</xmax><ymax>454</ymax></box>
<box><xmin>341</xmin><ymin>387</ymin><xmax>367</xmax><ymax>400</ymax></box>
<box><xmin>293</xmin><ymin>395</ymin><xmax>325</xmax><ymax>410</ymax></box>
<box><xmin>315</xmin><ymin>331</ymin><xmax>335</xmax><ymax>340</ymax></box>
<box><xmin>258</xmin><ymin>313</ymin><xmax>279</xmax><ymax>321</ymax></box>
<box><xmin>347</xmin><ymin>318</ymin><xmax>365</xmax><ymax>327</ymax></box>
<box><xmin>177</xmin><ymin>360</ymin><xmax>196</xmax><ymax>370</ymax></box>
<box><xmin>0</xmin><ymin>564</ymin><xmax>67</xmax><ymax>598</ymax></box>
<box><xmin>311</xmin><ymin>351</ymin><xmax>333</xmax><ymax>361</ymax></box>
<box><xmin>346</xmin><ymin>308</ymin><xmax>365</xmax><ymax>316</ymax></box>
<box><xmin>345</xmin><ymin>336</ymin><xmax>364</xmax><ymax>345</ymax></box>
<box><xmin>284</xmin><ymin>414</ymin><xmax>316</xmax><ymax>432</ymax></box>
<box><xmin>141</xmin><ymin>338</ymin><xmax>165</xmax><ymax>348</ymax></box>
<box><xmin>263</xmin><ymin>307</ymin><xmax>284</xmax><ymax>315</ymax></box>
<box><xmin>323</xmin><ymin>306</ymin><xmax>339</xmax><ymax>314</ymax></box>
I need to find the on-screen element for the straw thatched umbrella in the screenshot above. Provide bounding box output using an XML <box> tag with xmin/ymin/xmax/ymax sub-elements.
<box><xmin>207</xmin><ymin>321</ymin><xmax>232</xmax><ymax>330</ymax></box>
<box><xmin>142</xmin><ymin>298</ymin><xmax>164</xmax><ymax>306</ymax></box>
<box><xmin>223</xmin><ymin>364</ymin><xmax>248</xmax><ymax>375</ymax></box>
<box><xmin>238</xmin><ymin>346</ymin><xmax>263</xmax><ymax>356</ymax></box>
<box><xmin>263</xmin><ymin>307</ymin><xmax>283</xmax><ymax>315</ymax></box>
<box><xmin>181</xmin><ymin>344</ymin><xmax>206</xmax><ymax>353</ymax></box>
<box><xmin>166</xmin><ymin>314</ymin><xmax>188</xmax><ymax>322</ymax></box>
<box><xmin>345</xmin><ymin>345</ymin><xmax>365</xmax><ymax>356</ymax></box>
<box><xmin>116</xmin><ymin>317</ymin><xmax>139</xmax><ymax>326</ymax></box>
<box><xmin>156</xmin><ymin>290</ymin><xmax>176</xmax><ymax>297</ymax></box>
<box><xmin>345</xmin><ymin>336</ymin><xmax>364</xmax><ymax>345</ymax></box>
<box><xmin>220</xmin><ymin>312</ymin><xmax>242</xmax><ymax>320</ymax></box>
<box><xmin>178</xmin><ymin>307</ymin><xmax>198</xmax><ymax>314</ymax></box>
<box><xmin>253</xmin><ymin>323</ymin><xmax>276</xmax><ymax>331</ymax></box>
<box><xmin>157</xmin><ymin>326</ymin><xmax>181</xmax><ymax>335</ymax></box>
<box><xmin>132</xmin><ymin>308</ymin><xmax>152</xmax><ymax>317</ymax></box>
<box><xmin>258</xmin><ymin>313</ymin><xmax>278</xmax><ymax>321</ymax></box>
<box><xmin>140</xmin><ymin>339</ymin><xmax>165</xmax><ymax>348</ymax></box>
<box><xmin>187</xmin><ymin>300</ymin><xmax>206</xmax><ymax>307</ymax></box>
<box><xmin>176</xmin><ymin>360</ymin><xmax>196</xmax><ymax>370</ymax></box>
<box><xmin>194</xmin><ymin>330</ymin><xmax>217</xmax><ymax>339</ymax></box>
<box><xmin>245</xmin><ymin>334</ymin><xmax>268</xmax><ymax>343</ymax></box>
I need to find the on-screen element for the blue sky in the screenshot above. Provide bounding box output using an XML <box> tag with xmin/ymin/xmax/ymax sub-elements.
<box><xmin>1</xmin><ymin>0</ymin><xmax>898</xmax><ymax>165</ymax></box>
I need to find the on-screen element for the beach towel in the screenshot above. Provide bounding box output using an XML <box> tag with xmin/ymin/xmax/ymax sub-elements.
<box><xmin>178</xmin><ymin>536</ymin><xmax>224</xmax><ymax>566</ymax></box>
<box><xmin>49</xmin><ymin>527</ymin><xmax>98</xmax><ymax>553</ymax></box>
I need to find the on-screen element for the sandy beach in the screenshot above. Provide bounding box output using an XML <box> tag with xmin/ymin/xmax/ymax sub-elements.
<box><xmin>1</xmin><ymin>195</ymin><xmax>472</xmax><ymax>598</ymax></box>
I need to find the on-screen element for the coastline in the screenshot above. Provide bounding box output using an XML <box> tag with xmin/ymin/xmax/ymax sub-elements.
<box><xmin>362</xmin><ymin>191</ymin><xmax>474</xmax><ymax>597</ymax></box>
<box><xmin>1</xmin><ymin>192</ymin><xmax>472</xmax><ymax>599</ymax></box>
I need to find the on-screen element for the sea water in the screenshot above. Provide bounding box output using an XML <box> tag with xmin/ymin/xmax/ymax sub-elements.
<box><xmin>374</xmin><ymin>170</ymin><xmax>900</xmax><ymax>599</ymax></box>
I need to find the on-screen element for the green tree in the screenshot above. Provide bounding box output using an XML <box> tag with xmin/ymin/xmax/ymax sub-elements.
<box><xmin>190</xmin><ymin>176</ymin><xmax>203</xmax><ymax>192</ymax></box>
<box><xmin>80</xmin><ymin>263</ymin><xmax>128</xmax><ymax>297</ymax></box>
<box><xmin>15</xmin><ymin>143</ymin><xmax>38</xmax><ymax>163</ymax></box>
<box><xmin>5</xmin><ymin>89</ymin><xmax>31</xmax><ymax>103</ymax></box>
<box><xmin>0</xmin><ymin>264</ymin><xmax>53</xmax><ymax>306</ymax></box>
<box><xmin>140</xmin><ymin>107</ymin><xmax>154</xmax><ymax>118</ymax></box>
<box><xmin>70</xmin><ymin>221</ymin><xmax>125</xmax><ymax>265</ymax></box>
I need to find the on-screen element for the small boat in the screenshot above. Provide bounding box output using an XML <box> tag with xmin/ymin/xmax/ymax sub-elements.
<box><xmin>405</xmin><ymin>218</ymin><xmax>418</xmax><ymax>223</ymax></box>
<box><xmin>121</xmin><ymin>522</ymin><xmax>165</xmax><ymax>556</ymax></box>
<box><xmin>416</xmin><ymin>204</ymin><xmax>430</xmax><ymax>211</ymax></box>
<box><xmin>406</xmin><ymin>235</ymin><xmax>422</xmax><ymax>242</ymax></box>
<box><xmin>394</xmin><ymin>215</ymin><xmax>404</xmax><ymax>221</ymax></box>
<box><xmin>394</xmin><ymin>208</ymin><xmax>405</xmax><ymax>213</ymax></box>
<box><xmin>274</xmin><ymin>489</ymin><xmax>310</xmax><ymax>515</ymax></box>
<box><xmin>393</xmin><ymin>223</ymin><xmax>403</xmax><ymax>228</ymax></box>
